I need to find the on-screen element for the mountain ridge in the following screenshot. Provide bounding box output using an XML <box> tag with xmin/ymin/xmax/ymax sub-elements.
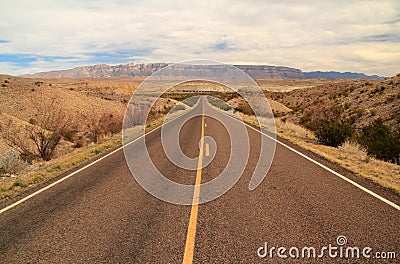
<box><xmin>21</xmin><ymin>62</ymin><xmax>382</xmax><ymax>80</ymax></box>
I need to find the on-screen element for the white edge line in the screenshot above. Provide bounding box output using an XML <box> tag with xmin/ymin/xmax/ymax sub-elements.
<box><xmin>220</xmin><ymin>111</ymin><xmax>400</xmax><ymax>211</ymax></box>
<box><xmin>0</xmin><ymin>110</ymin><xmax>188</xmax><ymax>215</ymax></box>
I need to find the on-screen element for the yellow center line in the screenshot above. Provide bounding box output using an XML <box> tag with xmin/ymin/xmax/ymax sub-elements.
<box><xmin>183</xmin><ymin>114</ymin><xmax>205</xmax><ymax>264</ymax></box>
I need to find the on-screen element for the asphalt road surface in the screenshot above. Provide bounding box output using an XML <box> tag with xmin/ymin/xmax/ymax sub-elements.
<box><xmin>0</xmin><ymin>97</ymin><xmax>399</xmax><ymax>263</ymax></box>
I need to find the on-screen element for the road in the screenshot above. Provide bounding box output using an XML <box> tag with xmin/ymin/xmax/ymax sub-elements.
<box><xmin>0</xmin><ymin>97</ymin><xmax>399</xmax><ymax>263</ymax></box>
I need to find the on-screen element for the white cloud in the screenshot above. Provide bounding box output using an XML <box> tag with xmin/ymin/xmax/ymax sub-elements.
<box><xmin>0</xmin><ymin>0</ymin><xmax>399</xmax><ymax>76</ymax></box>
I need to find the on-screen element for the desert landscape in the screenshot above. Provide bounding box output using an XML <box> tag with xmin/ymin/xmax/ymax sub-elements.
<box><xmin>0</xmin><ymin>64</ymin><xmax>399</xmax><ymax>199</ymax></box>
<box><xmin>1</xmin><ymin>1</ymin><xmax>399</xmax><ymax>262</ymax></box>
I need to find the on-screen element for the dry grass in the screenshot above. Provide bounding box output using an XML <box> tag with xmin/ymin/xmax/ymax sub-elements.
<box><xmin>275</xmin><ymin>118</ymin><xmax>315</xmax><ymax>140</ymax></box>
<box><xmin>238</xmin><ymin>113</ymin><xmax>400</xmax><ymax>194</ymax></box>
<box><xmin>0</xmin><ymin>134</ymin><xmax>122</xmax><ymax>200</ymax></box>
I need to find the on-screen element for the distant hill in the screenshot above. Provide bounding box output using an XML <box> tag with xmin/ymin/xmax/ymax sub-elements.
<box><xmin>22</xmin><ymin>62</ymin><xmax>382</xmax><ymax>80</ymax></box>
<box><xmin>303</xmin><ymin>71</ymin><xmax>382</xmax><ymax>79</ymax></box>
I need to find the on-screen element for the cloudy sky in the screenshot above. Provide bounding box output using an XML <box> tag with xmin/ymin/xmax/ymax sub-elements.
<box><xmin>0</xmin><ymin>0</ymin><xmax>399</xmax><ymax>76</ymax></box>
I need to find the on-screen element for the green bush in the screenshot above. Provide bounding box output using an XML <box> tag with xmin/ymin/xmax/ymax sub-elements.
<box><xmin>358</xmin><ymin>118</ymin><xmax>400</xmax><ymax>164</ymax></box>
<box><xmin>235</xmin><ymin>102</ymin><xmax>254</xmax><ymax>115</ymax></box>
<box><xmin>315</xmin><ymin>119</ymin><xmax>353</xmax><ymax>147</ymax></box>
<box><xmin>302</xmin><ymin>105</ymin><xmax>354</xmax><ymax>147</ymax></box>
<box><xmin>91</xmin><ymin>149</ymin><xmax>101</xmax><ymax>155</ymax></box>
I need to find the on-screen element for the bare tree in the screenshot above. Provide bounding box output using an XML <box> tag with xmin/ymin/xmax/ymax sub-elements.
<box><xmin>0</xmin><ymin>96</ymin><xmax>74</xmax><ymax>161</ymax></box>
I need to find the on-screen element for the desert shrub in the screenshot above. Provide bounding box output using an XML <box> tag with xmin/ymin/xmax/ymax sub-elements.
<box><xmin>161</xmin><ymin>104</ymin><xmax>173</xmax><ymax>113</ymax></box>
<box><xmin>370</xmin><ymin>109</ymin><xmax>377</xmax><ymax>116</ymax></box>
<box><xmin>358</xmin><ymin>118</ymin><xmax>400</xmax><ymax>164</ymax></box>
<box><xmin>302</xmin><ymin>105</ymin><xmax>354</xmax><ymax>147</ymax></box>
<box><xmin>207</xmin><ymin>96</ymin><xmax>232</xmax><ymax>111</ymax></box>
<box><xmin>370</xmin><ymin>86</ymin><xmax>385</xmax><ymax>95</ymax></box>
<box><xmin>91</xmin><ymin>149</ymin><xmax>101</xmax><ymax>155</ymax></box>
<box><xmin>235</xmin><ymin>102</ymin><xmax>254</xmax><ymax>115</ymax></box>
<box><xmin>63</xmin><ymin>128</ymin><xmax>78</xmax><ymax>142</ymax></box>
<box><xmin>343</xmin><ymin>102</ymin><xmax>351</xmax><ymax>110</ymax></box>
<box><xmin>83</xmin><ymin>113</ymin><xmax>123</xmax><ymax>143</ymax></box>
<box><xmin>1</xmin><ymin>151</ymin><xmax>29</xmax><ymax>174</ymax></box>
<box><xmin>347</xmin><ymin>86</ymin><xmax>355</xmax><ymax>93</ymax></box>
<box><xmin>315</xmin><ymin>118</ymin><xmax>353</xmax><ymax>147</ymax></box>
<box><xmin>220</xmin><ymin>104</ymin><xmax>232</xmax><ymax>111</ymax></box>
<box><xmin>0</xmin><ymin>96</ymin><xmax>75</xmax><ymax>161</ymax></box>
<box><xmin>99</xmin><ymin>113</ymin><xmax>122</xmax><ymax>134</ymax></box>
<box><xmin>72</xmin><ymin>135</ymin><xmax>86</xmax><ymax>148</ymax></box>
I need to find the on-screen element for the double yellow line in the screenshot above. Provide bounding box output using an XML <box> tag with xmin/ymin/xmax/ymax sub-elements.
<box><xmin>182</xmin><ymin>114</ymin><xmax>205</xmax><ymax>264</ymax></box>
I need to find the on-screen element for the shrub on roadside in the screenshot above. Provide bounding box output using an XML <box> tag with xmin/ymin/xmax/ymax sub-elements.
<box><xmin>235</xmin><ymin>102</ymin><xmax>254</xmax><ymax>115</ymax></box>
<box><xmin>1</xmin><ymin>151</ymin><xmax>29</xmax><ymax>174</ymax></box>
<box><xmin>357</xmin><ymin>118</ymin><xmax>400</xmax><ymax>165</ymax></box>
<box><xmin>301</xmin><ymin>105</ymin><xmax>354</xmax><ymax>147</ymax></box>
<box><xmin>315</xmin><ymin>118</ymin><xmax>353</xmax><ymax>147</ymax></box>
<box><xmin>82</xmin><ymin>113</ymin><xmax>123</xmax><ymax>143</ymax></box>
